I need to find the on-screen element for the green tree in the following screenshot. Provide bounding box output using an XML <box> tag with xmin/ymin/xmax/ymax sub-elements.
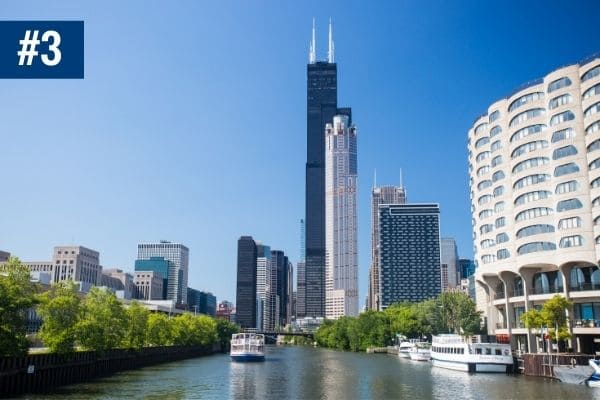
<box><xmin>436</xmin><ymin>292</ymin><xmax>482</xmax><ymax>335</ymax></box>
<box><xmin>146</xmin><ymin>313</ymin><xmax>173</xmax><ymax>346</ymax></box>
<box><xmin>385</xmin><ymin>302</ymin><xmax>423</xmax><ymax>338</ymax></box>
<box><xmin>75</xmin><ymin>287</ymin><xmax>126</xmax><ymax>351</ymax></box>
<box><xmin>215</xmin><ymin>317</ymin><xmax>239</xmax><ymax>349</ymax></box>
<box><xmin>171</xmin><ymin>314</ymin><xmax>218</xmax><ymax>346</ymax></box>
<box><xmin>122</xmin><ymin>301</ymin><xmax>150</xmax><ymax>350</ymax></box>
<box><xmin>541</xmin><ymin>295</ymin><xmax>572</xmax><ymax>342</ymax></box>
<box><xmin>520</xmin><ymin>308</ymin><xmax>544</xmax><ymax>330</ymax></box>
<box><xmin>37</xmin><ymin>281</ymin><xmax>80</xmax><ymax>354</ymax></box>
<box><xmin>0</xmin><ymin>257</ymin><xmax>38</xmax><ymax>356</ymax></box>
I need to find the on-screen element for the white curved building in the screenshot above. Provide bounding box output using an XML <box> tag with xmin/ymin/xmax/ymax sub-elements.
<box><xmin>468</xmin><ymin>54</ymin><xmax>600</xmax><ymax>354</ymax></box>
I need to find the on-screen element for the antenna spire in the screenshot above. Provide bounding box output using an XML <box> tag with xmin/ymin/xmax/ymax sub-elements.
<box><xmin>328</xmin><ymin>17</ymin><xmax>335</xmax><ymax>63</ymax></box>
<box><xmin>400</xmin><ymin>168</ymin><xmax>404</xmax><ymax>188</ymax></box>
<box><xmin>309</xmin><ymin>18</ymin><xmax>316</xmax><ymax>63</ymax></box>
<box><xmin>373</xmin><ymin>168</ymin><xmax>377</xmax><ymax>189</ymax></box>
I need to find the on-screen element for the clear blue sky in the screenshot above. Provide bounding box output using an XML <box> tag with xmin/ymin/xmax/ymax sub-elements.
<box><xmin>2</xmin><ymin>0</ymin><xmax>599</xmax><ymax>304</ymax></box>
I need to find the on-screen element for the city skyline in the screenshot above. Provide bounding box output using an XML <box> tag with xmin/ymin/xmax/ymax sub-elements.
<box><xmin>2</xmin><ymin>1</ymin><xmax>600</xmax><ymax>303</ymax></box>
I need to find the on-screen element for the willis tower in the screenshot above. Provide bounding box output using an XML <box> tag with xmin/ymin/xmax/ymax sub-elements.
<box><xmin>304</xmin><ymin>19</ymin><xmax>351</xmax><ymax>317</ymax></box>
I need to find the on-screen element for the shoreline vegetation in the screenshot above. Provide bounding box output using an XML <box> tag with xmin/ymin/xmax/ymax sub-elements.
<box><xmin>0</xmin><ymin>257</ymin><xmax>239</xmax><ymax>357</ymax></box>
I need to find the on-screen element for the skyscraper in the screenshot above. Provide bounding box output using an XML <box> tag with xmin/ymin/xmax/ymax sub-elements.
<box><xmin>440</xmin><ymin>237</ymin><xmax>459</xmax><ymax>291</ymax></box>
<box><xmin>378</xmin><ymin>204</ymin><xmax>441</xmax><ymax>307</ymax></box>
<box><xmin>325</xmin><ymin>114</ymin><xmax>358</xmax><ymax>318</ymax></box>
<box><xmin>256</xmin><ymin>243</ymin><xmax>271</xmax><ymax>330</ymax></box>
<box><xmin>296</xmin><ymin>219</ymin><xmax>306</xmax><ymax>319</ymax></box>
<box><xmin>236</xmin><ymin>236</ymin><xmax>257</xmax><ymax>329</ymax></box>
<box><xmin>272</xmin><ymin>250</ymin><xmax>292</xmax><ymax>327</ymax></box>
<box><xmin>137</xmin><ymin>241</ymin><xmax>189</xmax><ymax>305</ymax></box>
<box><xmin>305</xmin><ymin>19</ymin><xmax>351</xmax><ymax>317</ymax></box>
<box><xmin>368</xmin><ymin>185</ymin><xmax>407</xmax><ymax>310</ymax></box>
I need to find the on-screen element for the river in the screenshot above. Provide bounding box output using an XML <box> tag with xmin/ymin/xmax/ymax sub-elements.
<box><xmin>23</xmin><ymin>346</ymin><xmax>600</xmax><ymax>399</ymax></box>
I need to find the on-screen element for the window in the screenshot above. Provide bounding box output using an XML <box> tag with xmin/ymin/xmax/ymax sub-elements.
<box><xmin>514</xmin><ymin>190</ymin><xmax>552</xmax><ymax>206</ymax></box>
<box><xmin>495</xmin><ymin>217</ymin><xmax>506</xmax><ymax>228</ymax></box>
<box><xmin>587</xmin><ymin>121</ymin><xmax>600</xmax><ymax>135</ymax></box>
<box><xmin>491</xmin><ymin>155</ymin><xmax>503</xmax><ymax>168</ymax></box>
<box><xmin>516</xmin><ymin>224</ymin><xmax>555</xmax><ymax>238</ymax></box>
<box><xmin>474</xmin><ymin>123</ymin><xmax>488</xmax><ymax>135</ymax></box>
<box><xmin>592</xmin><ymin>177</ymin><xmax>600</xmax><ymax>188</ymax></box>
<box><xmin>584</xmin><ymin>102</ymin><xmax>600</xmax><ymax>118</ymax></box>
<box><xmin>480</xmin><ymin>224</ymin><xmax>494</xmax><ymax>234</ymax></box>
<box><xmin>515</xmin><ymin>207</ymin><xmax>553</xmax><ymax>222</ymax></box>
<box><xmin>550</xmin><ymin>110</ymin><xmax>575</xmax><ymax>126</ymax></box>
<box><xmin>593</xmin><ymin>196</ymin><xmax>600</xmax><ymax>207</ymax></box>
<box><xmin>494</xmin><ymin>201</ymin><xmax>505</xmax><ymax>213</ymax></box>
<box><xmin>582</xmin><ymin>65</ymin><xmax>600</xmax><ymax>82</ymax></box>
<box><xmin>477</xmin><ymin>165</ymin><xmax>490</xmax><ymax>176</ymax></box>
<box><xmin>497</xmin><ymin>249</ymin><xmax>510</xmax><ymax>260</ymax></box>
<box><xmin>512</xmin><ymin>157</ymin><xmax>550</xmax><ymax>174</ymax></box>
<box><xmin>478</xmin><ymin>180</ymin><xmax>492</xmax><ymax>190</ymax></box>
<box><xmin>479</xmin><ymin>209</ymin><xmax>494</xmax><ymax>219</ymax></box>
<box><xmin>556</xmin><ymin>198</ymin><xmax>583</xmax><ymax>212</ymax></box>
<box><xmin>490</xmin><ymin>125</ymin><xmax>502</xmax><ymax>137</ymax></box>
<box><xmin>551</xmin><ymin>127</ymin><xmax>575</xmax><ymax>143</ymax></box>
<box><xmin>549</xmin><ymin>93</ymin><xmax>572</xmax><ymax>110</ymax></box>
<box><xmin>496</xmin><ymin>232</ymin><xmax>509</xmax><ymax>243</ymax></box>
<box><xmin>595</xmin><ymin>215</ymin><xmax>600</xmax><ymax>225</ymax></box>
<box><xmin>478</xmin><ymin>194</ymin><xmax>493</xmax><ymax>205</ymax></box>
<box><xmin>476</xmin><ymin>151</ymin><xmax>491</xmax><ymax>162</ymax></box>
<box><xmin>513</xmin><ymin>174</ymin><xmax>550</xmax><ymax>190</ymax></box>
<box><xmin>583</xmin><ymin>83</ymin><xmax>600</xmax><ymax>100</ymax></box>
<box><xmin>510</xmin><ymin>124</ymin><xmax>546</xmax><ymax>143</ymax></box>
<box><xmin>491</xmin><ymin>140</ymin><xmax>502</xmax><ymax>152</ymax></box>
<box><xmin>480</xmin><ymin>239</ymin><xmax>495</xmax><ymax>249</ymax></box>
<box><xmin>512</xmin><ymin>140</ymin><xmax>549</xmax><ymax>158</ymax></box>
<box><xmin>590</xmin><ymin>158</ymin><xmax>600</xmax><ymax>170</ymax></box>
<box><xmin>517</xmin><ymin>242</ymin><xmax>556</xmax><ymax>255</ymax></box>
<box><xmin>492</xmin><ymin>170</ymin><xmax>505</xmax><ymax>182</ymax></box>
<box><xmin>559</xmin><ymin>235</ymin><xmax>584</xmax><ymax>248</ymax></box>
<box><xmin>475</xmin><ymin>137</ymin><xmax>490</xmax><ymax>148</ymax></box>
<box><xmin>555</xmin><ymin>180</ymin><xmax>579</xmax><ymax>194</ymax></box>
<box><xmin>489</xmin><ymin>110</ymin><xmax>500</xmax><ymax>123</ymax></box>
<box><xmin>552</xmin><ymin>145</ymin><xmax>577</xmax><ymax>160</ymax></box>
<box><xmin>553</xmin><ymin>162</ymin><xmax>579</xmax><ymax>177</ymax></box>
<box><xmin>548</xmin><ymin>77</ymin><xmax>571</xmax><ymax>93</ymax></box>
<box><xmin>482</xmin><ymin>254</ymin><xmax>496</xmax><ymax>264</ymax></box>
<box><xmin>558</xmin><ymin>216</ymin><xmax>582</xmax><ymax>230</ymax></box>
<box><xmin>493</xmin><ymin>185</ymin><xmax>505</xmax><ymax>197</ymax></box>
<box><xmin>510</xmin><ymin>108</ymin><xmax>545</xmax><ymax>127</ymax></box>
<box><xmin>589</xmin><ymin>140</ymin><xmax>600</xmax><ymax>152</ymax></box>
<box><xmin>509</xmin><ymin>92</ymin><xmax>544</xmax><ymax>112</ymax></box>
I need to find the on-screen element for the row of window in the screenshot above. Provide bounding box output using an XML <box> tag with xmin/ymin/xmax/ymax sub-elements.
<box><xmin>585</xmin><ymin>102</ymin><xmax>600</xmax><ymax>118</ymax></box>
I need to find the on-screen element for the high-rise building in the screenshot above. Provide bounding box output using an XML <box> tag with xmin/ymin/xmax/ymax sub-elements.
<box><xmin>296</xmin><ymin>219</ymin><xmax>306</xmax><ymax>319</ymax></box>
<box><xmin>272</xmin><ymin>250</ymin><xmax>292</xmax><ymax>327</ymax></box>
<box><xmin>459</xmin><ymin>258</ymin><xmax>476</xmax><ymax>280</ymax></box>
<box><xmin>368</xmin><ymin>185</ymin><xmax>407</xmax><ymax>310</ymax></box>
<box><xmin>256</xmin><ymin>243</ymin><xmax>271</xmax><ymax>330</ymax></box>
<box><xmin>134</xmin><ymin>271</ymin><xmax>164</xmax><ymax>300</ymax></box>
<box><xmin>325</xmin><ymin>114</ymin><xmax>358</xmax><ymax>318</ymax></box>
<box><xmin>52</xmin><ymin>246</ymin><xmax>101</xmax><ymax>289</ymax></box>
<box><xmin>378</xmin><ymin>204</ymin><xmax>441</xmax><ymax>308</ymax></box>
<box><xmin>187</xmin><ymin>288</ymin><xmax>217</xmax><ymax>316</ymax></box>
<box><xmin>305</xmin><ymin>20</ymin><xmax>351</xmax><ymax>317</ymax></box>
<box><xmin>0</xmin><ymin>251</ymin><xmax>10</xmax><ymax>262</ymax></box>
<box><xmin>101</xmin><ymin>268</ymin><xmax>135</xmax><ymax>299</ymax></box>
<box><xmin>236</xmin><ymin>236</ymin><xmax>257</xmax><ymax>329</ymax></box>
<box><xmin>134</xmin><ymin>256</ymin><xmax>169</xmax><ymax>299</ymax></box>
<box><xmin>440</xmin><ymin>237</ymin><xmax>459</xmax><ymax>291</ymax></box>
<box><xmin>137</xmin><ymin>241</ymin><xmax>189</xmax><ymax>305</ymax></box>
<box><xmin>469</xmin><ymin>54</ymin><xmax>600</xmax><ymax>353</ymax></box>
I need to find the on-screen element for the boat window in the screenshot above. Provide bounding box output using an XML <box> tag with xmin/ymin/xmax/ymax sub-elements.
<box><xmin>485</xmin><ymin>348</ymin><xmax>492</xmax><ymax>355</ymax></box>
<box><xmin>496</xmin><ymin>349</ymin><xmax>502</xmax><ymax>355</ymax></box>
<box><xmin>476</xmin><ymin>348</ymin><xmax>482</xmax><ymax>354</ymax></box>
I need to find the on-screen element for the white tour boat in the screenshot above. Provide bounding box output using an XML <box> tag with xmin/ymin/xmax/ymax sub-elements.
<box><xmin>230</xmin><ymin>333</ymin><xmax>265</xmax><ymax>362</ymax></box>
<box><xmin>431</xmin><ymin>334</ymin><xmax>513</xmax><ymax>373</ymax></box>
<box><xmin>409</xmin><ymin>343</ymin><xmax>431</xmax><ymax>361</ymax></box>
<box><xmin>398</xmin><ymin>339</ymin><xmax>421</xmax><ymax>358</ymax></box>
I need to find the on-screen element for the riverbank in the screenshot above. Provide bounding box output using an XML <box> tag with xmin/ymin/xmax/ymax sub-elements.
<box><xmin>0</xmin><ymin>344</ymin><xmax>219</xmax><ymax>398</ymax></box>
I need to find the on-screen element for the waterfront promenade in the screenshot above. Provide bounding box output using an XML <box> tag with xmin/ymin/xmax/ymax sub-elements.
<box><xmin>23</xmin><ymin>346</ymin><xmax>600</xmax><ymax>400</ymax></box>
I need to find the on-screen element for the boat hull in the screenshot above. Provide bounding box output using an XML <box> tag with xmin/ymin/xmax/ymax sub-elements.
<box><xmin>398</xmin><ymin>351</ymin><xmax>411</xmax><ymax>359</ymax></box>
<box><xmin>432</xmin><ymin>358</ymin><xmax>510</xmax><ymax>373</ymax></box>
<box><xmin>409</xmin><ymin>353</ymin><xmax>431</xmax><ymax>361</ymax></box>
<box><xmin>231</xmin><ymin>353</ymin><xmax>265</xmax><ymax>362</ymax></box>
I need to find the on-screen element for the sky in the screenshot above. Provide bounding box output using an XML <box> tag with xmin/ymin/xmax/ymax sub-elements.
<box><xmin>2</xmin><ymin>0</ymin><xmax>600</xmax><ymax>304</ymax></box>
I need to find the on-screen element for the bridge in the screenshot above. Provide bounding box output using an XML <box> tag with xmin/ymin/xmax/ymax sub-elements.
<box><xmin>244</xmin><ymin>330</ymin><xmax>314</xmax><ymax>338</ymax></box>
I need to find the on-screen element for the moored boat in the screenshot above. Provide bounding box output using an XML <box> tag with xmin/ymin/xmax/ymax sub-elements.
<box><xmin>587</xmin><ymin>359</ymin><xmax>600</xmax><ymax>387</ymax></box>
<box><xmin>409</xmin><ymin>343</ymin><xmax>431</xmax><ymax>361</ymax></box>
<box><xmin>398</xmin><ymin>339</ymin><xmax>420</xmax><ymax>358</ymax></box>
<box><xmin>230</xmin><ymin>333</ymin><xmax>265</xmax><ymax>362</ymax></box>
<box><xmin>431</xmin><ymin>334</ymin><xmax>512</xmax><ymax>373</ymax></box>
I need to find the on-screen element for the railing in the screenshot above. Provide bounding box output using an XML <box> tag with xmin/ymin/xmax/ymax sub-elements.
<box><xmin>495</xmin><ymin>322</ymin><xmax>507</xmax><ymax>329</ymax></box>
<box><xmin>531</xmin><ymin>287</ymin><xmax>563</xmax><ymax>295</ymax></box>
<box><xmin>494</xmin><ymin>292</ymin><xmax>505</xmax><ymax>300</ymax></box>
<box><xmin>569</xmin><ymin>283</ymin><xmax>600</xmax><ymax>292</ymax></box>
<box><xmin>573</xmin><ymin>319</ymin><xmax>600</xmax><ymax>328</ymax></box>
<box><xmin>511</xmin><ymin>288</ymin><xmax>524</xmax><ymax>297</ymax></box>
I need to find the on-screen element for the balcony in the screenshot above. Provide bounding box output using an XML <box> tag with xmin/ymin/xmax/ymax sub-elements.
<box><xmin>494</xmin><ymin>291</ymin><xmax>505</xmax><ymax>300</ymax></box>
<box><xmin>511</xmin><ymin>288</ymin><xmax>524</xmax><ymax>297</ymax></box>
<box><xmin>574</xmin><ymin>319</ymin><xmax>600</xmax><ymax>328</ymax></box>
<box><xmin>570</xmin><ymin>283</ymin><xmax>600</xmax><ymax>292</ymax></box>
<box><xmin>531</xmin><ymin>286</ymin><xmax>563</xmax><ymax>295</ymax></box>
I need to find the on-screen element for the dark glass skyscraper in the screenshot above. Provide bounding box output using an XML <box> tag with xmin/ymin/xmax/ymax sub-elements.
<box><xmin>236</xmin><ymin>236</ymin><xmax>257</xmax><ymax>328</ymax></box>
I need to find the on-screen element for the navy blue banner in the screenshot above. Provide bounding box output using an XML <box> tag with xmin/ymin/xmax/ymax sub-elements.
<box><xmin>0</xmin><ymin>21</ymin><xmax>84</xmax><ymax>79</ymax></box>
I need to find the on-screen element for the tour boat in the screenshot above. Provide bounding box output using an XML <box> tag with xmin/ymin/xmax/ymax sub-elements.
<box><xmin>230</xmin><ymin>333</ymin><xmax>265</xmax><ymax>362</ymax></box>
<box><xmin>398</xmin><ymin>339</ymin><xmax>420</xmax><ymax>358</ymax></box>
<box><xmin>409</xmin><ymin>343</ymin><xmax>431</xmax><ymax>361</ymax></box>
<box><xmin>587</xmin><ymin>359</ymin><xmax>600</xmax><ymax>387</ymax></box>
<box><xmin>430</xmin><ymin>334</ymin><xmax>513</xmax><ymax>373</ymax></box>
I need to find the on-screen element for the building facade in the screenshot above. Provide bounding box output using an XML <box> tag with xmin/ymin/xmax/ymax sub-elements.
<box><xmin>296</xmin><ymin>219</ymin><xmax>306</xmax><ymax>319</ymax></box>
<box><xmin>469</xmin><ymin>55</ymin><xmax>600</xmax><ymax>353</ymax></box>
<box><xmin>441</xmin><ymin>237</ymin><xmax>459</xmax><ymax>291</ymax></box>
<box><xmin>368</xmin><ymin>185</ymin><xmax>407</xmax><ymax>310</ymax></box>
<box><xmin>187</xmin><ymin>288</ymin><xmax>217</xmax><ymax>316</ymax></box>
<box><xmin>236</xmin><ymin>236</ymin><xmax>257</xmax><ymax>328</ymax></box>
<box><xmin>378</xmin><ymin>204</ymin><xmax>441</xmax><ymax>308</ymax></box>
<box><xmin>52</xmin><ymin>246</ymin><xmax>101</xmax><ymax>289</ymax></box>
<box><xmin>134</xmin><ymin>256</ymin><xmax>169</xmax><ymax>299</ymax></box>
<box><xmin>101</xmin><ymin>268</ymin><xmax>135</xmax><ymax>299</ymax></box>
<box><xmin>0</xmin><ymin>251</ymin><xmax>9</xmax><ymax>262</ymax></box>
<box><xmin>459</xmin><ymin>258</ymin><xmax>476</xmax><ymax>280</ymax></box>
<box><xmin>137</xmin><ymin>241</ymin><xmax>189</xmax><ymax>305</ymax></box>
<box><xmin>216</xmin><ymin>300</ymin><xmax>234</xmax><ymax>321</ymax></box>
<box><xmin>134</xmin><ymin>271</ymin><xmax>164</xmax><ymax>300</ymax></box>
<box><xmin>325</xmin><ymin>114</ymin><xmax>358</xmax><ymax>318</ymax></box>
<box><xmin>256</xmin><ymin>243</ymin><xmax>271</xmax><ymax>330</ymax></box>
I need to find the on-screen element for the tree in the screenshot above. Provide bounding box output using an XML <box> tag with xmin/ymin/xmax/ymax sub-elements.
<box><xmin>0</xmin><ymin>257</ymin><xmax>38</xmax><ymax>356</ymax></box>
<box><xmin>146</xmin><ymin>313</ymin><xmax>173</xmax><ymax>346</ymax></box>
<box><xmin>385</xmin><ymin>302</ymin><xmax>423</xmax><ymax>338</ymax></box>
<box><xmin>435</xmin><ymin>292</ymin><xmax>482</xmax><ymax>335</ymax></box>
<box><xmin>520</xmin><ymin>309</ymin><xmax>544</xmax><ymax>330</ymax></box>
<box><xmin>122</xmin><ymin>301</ymin><xmax>150</xmax><ymax>350</ymax></box>
<box><xmin>171</xmin><ymin>314</ymin><xmax>218</xmax><ymax>346</ymax></box>
<box><xmin>215</xmin><ymin>318</ymin><xmax>239</xmax><ymax>350</ymax></box>
<box><xmin>37</xmin><ymin>281</ymin><xmax>81</xmax><ymax>354</ymax></box>
<box><xmin>541</xmin><ymin>295</ymin><xmax>572</xmax><ymax>342</ymax></box>
<box><xmin>75</xmin><ymin>287</ymin><xmax>126</xmax><ymax>352</ymax></box>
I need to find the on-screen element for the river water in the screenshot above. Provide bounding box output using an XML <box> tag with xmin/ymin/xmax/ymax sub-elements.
<box><xmin>24</xmin><ymin>346</ymin><xmax>600</xmax><ymax>399</ymax></box>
